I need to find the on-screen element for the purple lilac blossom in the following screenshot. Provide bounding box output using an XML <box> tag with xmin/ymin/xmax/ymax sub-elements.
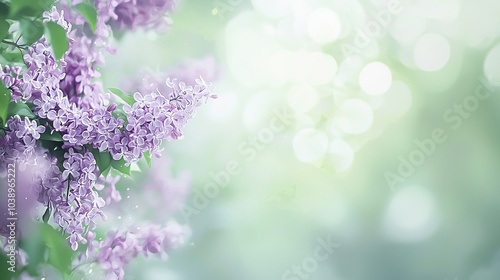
<box><xmin>0</xmin><ymin>117</ymin><xmax>104</xmax><ymax>251</ymax></box>
<box><xmin>0</xmin><ymin>116</ymin><xmax>46</xmax><ymax>173</ymax></box>
<box><xmin>1</xmin><ymin>6</ymin><xmax>214</xmax><ymax>160</ymax></box>
<box><xmin>0</xmin><ymin>0</ymin><xmax>210</xmax><ymax>257</ymax></box>
<box><xmin>104</xmin><ymin>0</ymin><xmax>176</xmax><ymax>31</ymax></box>
<box><xmin>1</xmin><ymin>11</ymin><xmax>215</xmax><ymax>164</ymax></box>
<box><xmin>73</xmin><ymin>222</ymin><xmax>189</xmax><ymax>279</ymax></box>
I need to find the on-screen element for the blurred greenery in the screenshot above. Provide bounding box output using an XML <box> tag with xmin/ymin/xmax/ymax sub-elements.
<box><xmin>98</xmin><ymin>0</ymin><xmax>500</xmax><ymax>279</ymax></box>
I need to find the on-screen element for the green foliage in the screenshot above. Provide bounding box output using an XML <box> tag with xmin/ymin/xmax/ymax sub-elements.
<box><xmin>20</xmin><ymin>223</ymin><xmax>75</xmax><ymax>277</ymax></box>
<box><xmin>90</xmin><ymin>145</ymin><xmax>147</xmax><ymax>176</ymax></box>
<box><xmin>76</xmin><ymin>2</ymin><xmax>97</xmax><ymax>32</ymax></box>
<box><xmin>44</xmin><ymin>21</ymin><xmax>68</xmax><ymax>60</ymax></box>
<box><xmin>90</xmin><ymin>147</ymin><xmax>113</xmax><ymax>175</ymax></box>
<box><xmin>21</xmin><ymin>236</ymin><xmax>45</xmax><ymax>276</ymax></box>
<box><xmin>9</xmin><ymin>0</ymin><xmax>55</xmax><ymax>18</ymax></box>
<box><xmin>42</xmin><ymin>207</ymin><xmax>50</xmax><ymax>223</ymax></box>
<box><xmin>20</xmin><ymin>18</ymin><xmax>44</xmax><ymax>45</ymax></box>
<box><xmin>111</xmin><ymin>105</ymin><xmax>128</xmax><ymax>124</ymax></box>
<box><xmin>7</xmin><ymin>101</ymin><xmax>35</xmax><ymax>119</ymax></box>
<box><xmin>144</xmin><ymin>150</ymin><xmax>152</xmax><ymax>167</ymax></box>
<box><xmin>39</xmin><ymin>139</ymin><xmax>65</xmax><ymax>171</ymax></box>
<box><xmin>0</xmin><ymin>3</ymin><xmax>9</xmax><ymax>20</ymax></box>
<box><xmin>0</xmin><ymin>0</ymin><xmax>67</xmax><ymax>66</ymax></box>
<box><xmin>0</xmin><ymin>49</ymin><xmax>22</xmax><ymax>63</ymax></box>
<box><xmin>0</xmin><ymin>81</ymin><xmax>10</xmax><ymax>126</ymax></box>
<box><xmin>89</xmin><ymin>145</ymin><xmax>143</xmax><ymax>176</ymax></box>
<box><xmin>41</xmin><ymin>224</ymin><xmax>74</xmax><ymax>273</ymax></box>
<box><xmin>111</xmin><ymin>158</ymin><xmax>131</xmax><ymax>176</ymax></box>
<box><xmin>109</xmin><ymin>87</ymin><xmax>135</xmax><ymax>105</ymax></box>
<box><xmin>0</xmin><ymin>19</ymin><xmax>9</xmax><ymax>41</ymax></box>
<box><xmin>0</xmin><ymin>251</ymin><xmax>17</xmax><ymax>279</ymax></box>
<box><xmin>39</xmin><ymin>130</ymin><xmax>63</xmax><ymax>141</ymax></box>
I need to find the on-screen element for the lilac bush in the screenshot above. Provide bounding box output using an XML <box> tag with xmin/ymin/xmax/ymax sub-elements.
<box><xmin>0</xmin><ymin>0</ymin><xmax>214</xmax><ymax>278</ymax></box>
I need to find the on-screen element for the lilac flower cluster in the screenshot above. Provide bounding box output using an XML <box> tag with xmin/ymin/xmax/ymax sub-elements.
<box><xmin>0</xmin><ymin>21</ymin><xmax>113</xmax><ymax>249</ymax></box>
<box><xmin>0</xmin><ymin>117</ymin><xmax>102</xmax><ymax>251</ymax></box>
<box><xmin>77</xmin><ymin>222</ymin><xmax>189</xmax><ymax>279</ymax></box>
<box><xmin>0</xmin><ymin>39</ymin><xmax>66</xmax><ymax>104</ymax></box>
<box><xmin>1</xmin><ymin>6</ymin><xmax>214</xmax><ymax>156</ymax></box>
<box><xmin>0</xmin><ymin>0</ymin><xmax>213</xmax><ymax>276</ymax></box>
<box><xmin>17</xmin><ymin>27</ymin><xmax>206</xmax><ymax>250</ymax></box>
<box><xmin>45</xmin><ymin>5</ymin><xmax>110</xmax><ymax>107</ymax></box>
<box><xmin>32</xmin><ymin>151</ymin><xmax>105</xmax><ymax>251</ymax></box>
<box><xmin>116</xmin><ymin>77</ymin><xmax>215</xmax><ymax>162</ymax></box>
<box><xmin>4</xmin><ymin>9</ymin><xmax>215</xmax><ymax>164</ymax></box>
<box><xmin>0</xmin><ymin>116</ymin><xmax>46</xmax><ymax>172</ymax></box>
<box><xmin>55</xmin><ymin>0</ymin><xmax>176</xmax><ymax>106</ymax></box>
<box><xmin>59</xmin><ymin>149</ymin><xmax>106</xmax><ymax>250</ymax></box>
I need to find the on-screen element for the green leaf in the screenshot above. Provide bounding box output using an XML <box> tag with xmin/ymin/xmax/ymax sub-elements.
<box><xmin>8</xmin><ymin>101</ymin><xmax>35</xmax><ymax>119</ymax></box>
<box><xmin>39</xmin><ymin>130</ymin><xmax>63</xmax><ymax>142</ymax></box>
<box><xmin>20</xmin><ymin>19</ymin><xmax>44</xmax><ymax>45</ymax></box>
<box><xmin>76</xmin><ymin>2</ymin><xmax>97</xmax><ymax>32</ymax></box>
<box><xmin>9</xmin><ymin>0</ymin><xmax>36</xmax><ymax>17</ymax></box>
<box><xmin>39</xmin><ymin>139</ymin><xmax>65</xmax><ymax>171</ymax></box>
<box><xmin>39</xmin><ymin>0</ymin><xmax>57</xmax><ymax>11</ymax></box>
<box><xmin>39</xmin><ymin>138</ymin><xmax>61</xmax><ymax>151</ymax></box>
<box><xmin>108</xmin><ymin>87</ymin><xmax>135</xmax><ymax>105</ymax></box>
<box><xmin>42</xmin><ymin>207</ymin><xmax>50</xmax><ymax>223</ymax></box>
<box><xmin>111</xmin><ymin>158</ymin><xmax>130</xmax><ymax>176</ymax></box>
<box><xmin>144</xmin><ymin>151</ymin><xmax>151</xmax><ymax>168</ymax></box>
<box><xmin>44</xmin><ymin>22</ymin><xmax>68</xmax><ymax>60</ymax></box>
<box><xmin>0</xmin><ymin>19</ymin><xmax>9</xmax><ymax>41</ymax></box>
<box><xmin>111</xmin><ymin>106</ymin><xmax>128</xmax><ymax>124</ymax></box>
<box><xmin>9</xmin><ymin>0</ymin><xmax>55</xmax><ymax>18</ymax></box>
<box><xmin>0</xmin><ymin>82</ymin><xmax>10</xmax><ymax>126</ymax></box>
<box><xmin>101</xmin><ymin>165</ymin><xmax>111</xmax><ymax>177</ymax></box>
<box><xmin>53</xmin><ymin>148</ymin><xmax>65</xmax><ymax>172</ymax></box>
<box><xmin>1</xmin><ymin>50</ymin><xmax>23</xmax><ymax>63</ymax></box>
<box><xmin>0</xmin><ymin>3</ymin><xmax>9</xmax><ymax>21</ymax></box>
<box><xmin>0</xmin><ymin>251</ymin><xmax>17</xmax><ymax>279</ymax></box>
<box><xmin>18</xmin><ymin>231</ymin><xmax>46</xmax><ymax>276</ymax></box>
<box><xmin>40</xmin><ymin>224</ymin><xmax>74</xmax><ymax>273</ymax></box>
<box><xmin>90</xmin><ymin>148</ymin><xmax>112</xmax><ymax>175</ymax></box>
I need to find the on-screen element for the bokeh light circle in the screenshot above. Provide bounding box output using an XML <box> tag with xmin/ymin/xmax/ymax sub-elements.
<box><xmin>383</xmin><ymin>186</ymin><xmax>439</xmax><ymax>242</ymax></box>
<box><xmin>359</xmin><ymin>62</ymin><xmax>392</xmax><ymax>95</ymax></box>
<box><xmin>413</xmin><ymin>33</ymin><xmax>450</xmax><ymax>72</ymax></box>
<box><xmin>307</xmin><ymin>7</ymin><xmax>342</xmax><ymax>45</ymax></box>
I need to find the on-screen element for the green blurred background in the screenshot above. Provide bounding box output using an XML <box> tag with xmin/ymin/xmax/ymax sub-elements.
<box><xmin>101</xmin><ymin>0</ymin><xmax>500</xmax><ymax>279</ymax></box>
